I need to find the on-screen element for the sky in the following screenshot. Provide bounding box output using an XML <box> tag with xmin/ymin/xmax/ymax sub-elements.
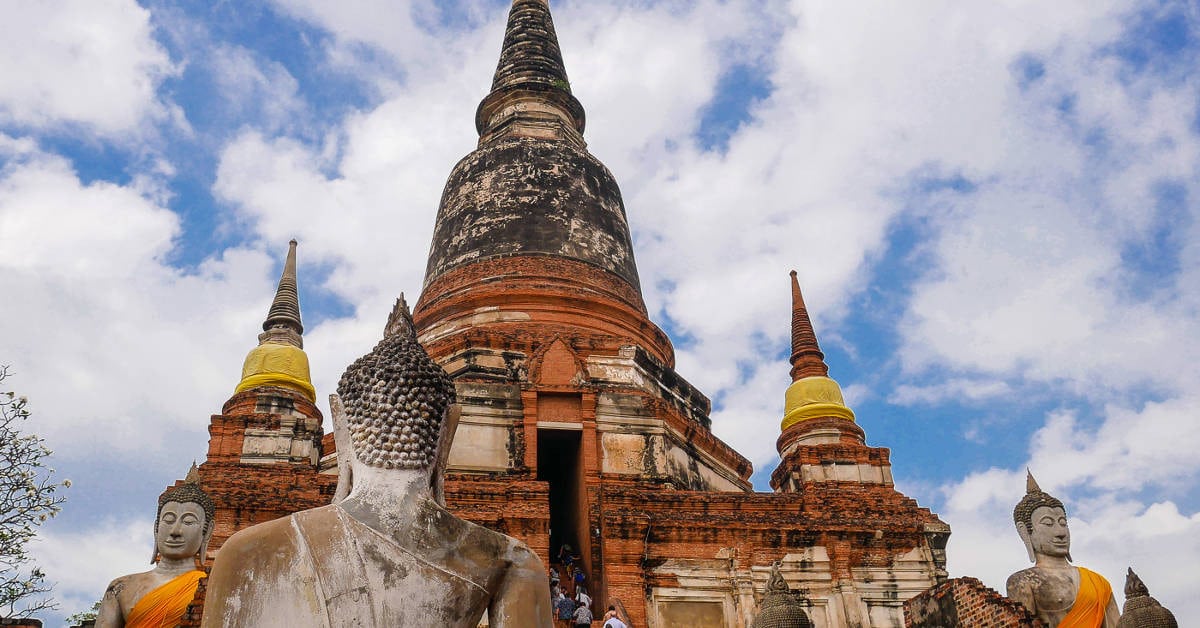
<box><xmin>0</xmin><ymin>0</ymin><xmax>1197</xmax><ymax>624</ymax></box>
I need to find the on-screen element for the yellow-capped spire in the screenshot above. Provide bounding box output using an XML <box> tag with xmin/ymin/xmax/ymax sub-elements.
<box><xmin>780</xmin><ymin>271</ymin><xmax>854</xmax><ymax>431</ymax></box>
<box><xmin>234</xmin><ymin>240</ymin><xmax>316</xmax><ymax>402</ymax></box>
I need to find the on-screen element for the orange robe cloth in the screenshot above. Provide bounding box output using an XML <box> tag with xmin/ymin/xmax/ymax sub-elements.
<box><xmin>1059</xmin><ymin>567</ymin><xmax>1113</xmax><ymax>628</ymax></box>
<box><xmin>126</xmin><ymin>570</ymin><xmax>206</xmax><ymax>628</ymax></box>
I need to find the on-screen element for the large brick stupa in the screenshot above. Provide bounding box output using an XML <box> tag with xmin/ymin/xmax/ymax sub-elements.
<box><xmin>180</xmin><ymin>2</ymin><xmax>950</xmax><ymax>626</ymax></box>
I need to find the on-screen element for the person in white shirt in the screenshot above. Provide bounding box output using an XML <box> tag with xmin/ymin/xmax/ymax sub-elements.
<box><xmin>575</xmin><ymin>586</ymin><xmax>591</xmax><ymax>611</ymax></box>
<box><xmin>602</xmin><ymin>605</ymin><xmax>627</xmax><ymax>628</ymax></box>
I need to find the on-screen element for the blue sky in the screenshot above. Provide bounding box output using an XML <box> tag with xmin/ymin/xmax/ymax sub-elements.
<box><xmin>1</xmin><ymin>0</ymin><xmax>1198</xmax><ymax>624</ymax></box>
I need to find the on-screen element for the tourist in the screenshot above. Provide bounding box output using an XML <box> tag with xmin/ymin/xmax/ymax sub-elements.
<box><xmin>572</xmin><ymin>601</ymin><xmax>594</xmax><ymax>627</ymax></box>
<box><xmin>575</xmin><ymin>585</ymin><xmax>591</xmax><ymax>611</ymax></box>
<box><xmin>558</xmin><ymin>544</ymin><xmax>576</xmax><ymax>565</ymax></box>
<box><xmin>555</xmin><ymin>592</ymin><xmax>577</xmax><ymax>627</ymax></box>
<box><xmin>574</xmin><ymin>567</ymin><xmax>586</xmax><ymax>592</ymax></box>
<box><xmin>602</xmin><ymin>605</ymin><xmax>627</xmax><ymax>628</ymax></box>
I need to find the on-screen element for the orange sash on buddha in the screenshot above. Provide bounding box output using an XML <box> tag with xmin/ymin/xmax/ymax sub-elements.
<box><xmin>126</xmin><ymin>570</ymin><xmax>206</xmax><ymax>628</ymax></box>
<box><xmin>1058</xmin><ymin>567</ymin><xmax>1112</xmax><ymax>628</ymax></box>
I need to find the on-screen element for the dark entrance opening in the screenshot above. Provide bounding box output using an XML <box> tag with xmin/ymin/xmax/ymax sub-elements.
<box><xmin>537</xmin><ymin>428</ymin><xmax>585</xmax><ymax>579</ymax></box>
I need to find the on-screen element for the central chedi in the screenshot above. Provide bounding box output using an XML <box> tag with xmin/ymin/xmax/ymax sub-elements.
<box><xmin>173</xmin><ymin>1</ymin><xmax>951</xmax><ymax>627</ymax></box>
<box><xmin>412</xmin><ymin>0</ymin><xmax>756</xmax><ymax>602</ymax></box>
<box><xmin>416</xmin><ymin>0</ymin><xmax>674</xmax><ymax>367</ymax></box>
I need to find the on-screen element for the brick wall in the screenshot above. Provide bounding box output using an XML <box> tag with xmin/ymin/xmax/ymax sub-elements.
<box><xmin>905</xmin><ymin>577</ymin><xmax>1044</xmax><ymax>627</ymax></box>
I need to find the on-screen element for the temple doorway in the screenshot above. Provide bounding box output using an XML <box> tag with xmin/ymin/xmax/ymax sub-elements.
<box><xmin>537</xmin><ymin>427</ymin><xmax>589</xmax><ymax>586</ymax></box>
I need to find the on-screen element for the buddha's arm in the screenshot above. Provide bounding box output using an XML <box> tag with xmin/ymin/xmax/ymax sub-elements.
<box><xmin>1103</xmin><ymin>594</ymin><xmax>1121</xmax><ymax>628</ymax></box>
<box><xmin>94</xmin><ymin>577</ymin><xmax>126</xmax><ymax>628</ymax></box>
<box><xmin>489</xmin><ymin>545</ymin><xmax>553</xmax><ymax>628</ymax></box>
<box><xmin>200</xmin><ymin>541</ymin><xmax>250</xmax><ymax>628</ymax></box>
<box><xmin>1005</xmin><ymin>572</ymin><xmax>1037</xmax><ymax>617</ymax></box>
<box><xmin>200</xmin><ymin>529</ymin><xmax>293</xmax><ymax>627</ymax></box>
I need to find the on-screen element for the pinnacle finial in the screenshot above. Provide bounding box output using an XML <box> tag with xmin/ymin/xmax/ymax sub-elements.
<box><xmin>384</xmin><ymin>293</ymin><xmax>416</xmax><ymax>340</ymax></box>
<box><xmin>1124</xmin><ymin>567</ymin><xmax>1150</xmax><ymax>598</ymax></box>
<box><xmin>1119</xmin><ymin>567</ymin><xmax>1178</xmax><ymax>626</ymax></box>
<box><xmin>475</xmin><ymin>0</ymin><xmax>586</xmax><ymax>143</ymax></box>
<box><xmin>263</xmin><ymin>240</ymin><xmax>303</xmax><ymax>338</ymax></box>
<box><xmin>1026</xmin><ymin>469</ymin><xmax>1041</xmax><ymax>493</ymax></box>
<box><xmin>185</xmin><ymin>461</ymin><xmax>199</xmax><ymax>484</ymax></box>
<box><xmin>789</xmin><ymin>270</ymin><xmax>829</xmax><ymax>381</ymax></box>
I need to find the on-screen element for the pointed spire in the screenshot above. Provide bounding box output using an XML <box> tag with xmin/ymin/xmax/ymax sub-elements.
<box><xmin>235</xmin><ymin>240</ymin><xmax>316</xmax><ymax>401</ymax></box>
<box><xmin>1026</xmin><ymin>469</ymin><xmax>1041</xmax><ymax>493</ymax></box>
<box><xmin>777</xmin><ymin>270</ymin><xmax>855</xmax><ymax>443</ymax></box>
<box><xmin>476</xmin><ymin>0</ymin><xmax>586</xmax><ymax>144</ymax></box>
<box><xmin>491</xmin><ymin>0</ymin><xmax>571</xmax><ymax>93</ymax></box>
<box><xmin>263</xmin><ymin>239</ymin><xmax>303</xmax><ymax>336</ymax></box>
<box><xmin>789</xmin><ymin>271</ymin><xmax>829</xmax><ymax>381</ymax></box>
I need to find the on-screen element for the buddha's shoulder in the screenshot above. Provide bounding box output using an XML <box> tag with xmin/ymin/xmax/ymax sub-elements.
<box><xmin>218</xmin><ymin>505</ymin><xmax>338</xmax><ymax>560</ymax></box>
<box><xmin>104</xmin><ymin>569</ymin><xmax>154</xmax><ymax>597</ymax></box>
<box><xmin>421</xmin><ymin>502</ymin><xmax>543</xmax><ymax>571</ymax></box>
<box><xmin>1006</xmin><ymin>567</ymin><xmax>1043</xmax><ymax>591</ymax></box>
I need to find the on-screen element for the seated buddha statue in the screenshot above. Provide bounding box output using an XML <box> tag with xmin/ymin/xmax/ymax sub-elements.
<box><xmin>202</xmin><ymin>298</ymin><xmax>552</xmax><ymax>627</ymax></box>
<box><xmin>1006</xmin><ymin>472</ymin><xmax>1119</xmax><ymax>628</ymax></box>
<box><xmin>96</xmin><ymin>466</ymin><xmax>212</xmax><ymax>628</ymax></box>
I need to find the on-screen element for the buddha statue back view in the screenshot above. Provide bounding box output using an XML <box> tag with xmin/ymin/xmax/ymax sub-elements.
<box><xmin>202</xmin><ymin>298</ymin><xmax>552</xmax><ymax>627</ymax></box>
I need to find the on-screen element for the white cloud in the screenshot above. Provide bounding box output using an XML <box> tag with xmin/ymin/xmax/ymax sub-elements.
<box><xmin>0</xmin><ymin>0</ymin><xmax>175</xmax><ymax>136</ymax></box>
<box><xmin>891</xmin><ymin>378</ymin><xmax>1013</xmax><ymax>406</ymax></box>
<box><xmin>209</xmin><ymin>45</ymin><xmax>305</xmax><ymax>133</ymax></box>
<box><xmin>33</xmin><ymin>517</ymin><xmax>152</xmax><ymax>617</ymax></box>
<box><xmin>0</xmin><ymin>144</ymin><xmax>279</xmax><ymax>461</ymax></box>
<box><xmin>1027</xmin><ymin>398</ymin><xmax>1200</xmax><ymax>494</ymax></box>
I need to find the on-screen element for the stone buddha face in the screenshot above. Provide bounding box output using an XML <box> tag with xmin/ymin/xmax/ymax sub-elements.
<box><xmin>154</xmin><ymin>501</ymin><xmax>208</xmax><ymax>562</ymax></box>
<box><xmin>1027</xmin><ymin>505</ymin><xmax>1070</xmax><ymax>559</ymax></box>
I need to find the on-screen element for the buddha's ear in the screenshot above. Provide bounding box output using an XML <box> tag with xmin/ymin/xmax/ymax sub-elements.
<box><xmin>330</xmin><ymin>393</ymin><xmax>355</xmax><ymax>504</ymax></box>
<box><xmin>150</xmin><ymin>517</ymin><xmax>160</xmax><ymax>564</ymax></box>
<box><xmin>198</xmin><ymin>520</ymin><xmax>214</xmax><ymax>567</ymax></box>
<box><xmin>1016</xmin><ymin>522</ymin><xmax>1035</xmax><ymax>563</ymax></box>
<box><xmin>431</xmin><ymin>404</ymin><xmax>462</xmax><ymax>506</ymax></box>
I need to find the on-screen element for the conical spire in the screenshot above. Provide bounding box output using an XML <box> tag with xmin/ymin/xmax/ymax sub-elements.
<box><xmin>235</xmin><ymin>240</ymin><xmax>316</xmax><ymax>401</ymax></box>
<box><xmin>491</xmin><ymin>0</ymin><xmax>571</xmax><ymax>93</ymax></box>
<box><xmin>263</xmin><ymin>239</ymin><xmax>303</xmax><ymax>338</ymax></box>
<box><xmin>476</xmin><ymin>0</ymin><xmax>586</xmax><ymax>144</ymax></box>
<box><xmin>789</xmin><ymin>271</ymin><xmax>829</xmax><ymax>381</ymax></box>
<box><xmin>778</xmin><ymin>270</ymin><xmax>855</xmax><ymax>439</ymax></box>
